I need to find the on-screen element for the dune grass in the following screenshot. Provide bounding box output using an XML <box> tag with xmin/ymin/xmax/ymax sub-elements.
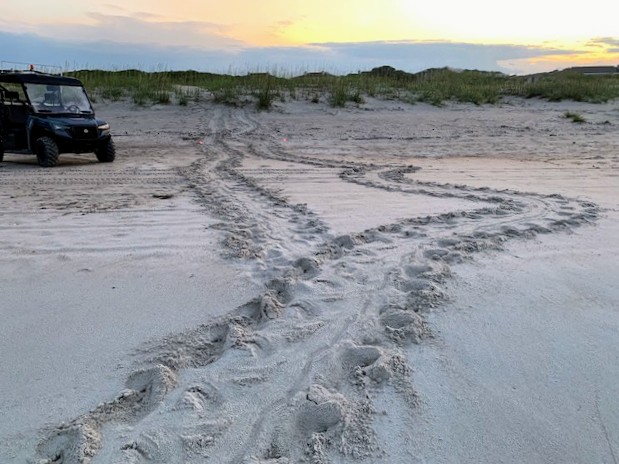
<box><xmin>67</xmin><ymin>67</ymin><xmax>619</xmax><ymax>109</ymax></box>
<box><xmin>564</xmin><ymin>111</ymin><xmax>586</xmax><ymax>123</ymax></box>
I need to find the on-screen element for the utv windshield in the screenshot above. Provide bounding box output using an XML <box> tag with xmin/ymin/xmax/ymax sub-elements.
<box><xmin>25</xmin><ymin>83</ymin><xmax>93</xmax><ymax>114</ymax></box>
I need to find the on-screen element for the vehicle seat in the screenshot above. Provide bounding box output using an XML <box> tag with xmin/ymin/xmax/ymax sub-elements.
<box><xmin>6</xmin><ymin>104</ymin><xmax>28</xmax><ymax>125</ymax></box>
<box><xmin>44</xmin><ymin>91</ymin><xmax>60</xmax><ymax>105</ymax></box>
<box><xmin>1</xmin><ymin>90</ymin><xmax>20</xmax><ymax>102</ymax></box>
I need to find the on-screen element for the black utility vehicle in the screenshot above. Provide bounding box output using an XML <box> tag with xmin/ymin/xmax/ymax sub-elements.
<box><xmin>0</xmin><ymin>70</ymin><xmax>115</xmax><ymax>167</ymax></box>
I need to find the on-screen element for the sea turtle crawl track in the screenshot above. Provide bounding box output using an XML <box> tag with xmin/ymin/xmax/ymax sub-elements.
<box><xmin>34</xmin><ymin>106</ymin><xmax>600</xmax><ymax>464</ymax></box>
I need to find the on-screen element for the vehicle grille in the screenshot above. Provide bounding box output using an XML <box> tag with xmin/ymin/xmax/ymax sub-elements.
<box><xmin>71</xmin><ymin>126</ymin><xmax>98</xmax><ymax>140</ymax></box>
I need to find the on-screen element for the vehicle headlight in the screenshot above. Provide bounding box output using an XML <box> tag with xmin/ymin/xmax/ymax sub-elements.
<box><xmin>98</xmin><ymin>123</ymin><xmax>110</xmax><ymax>132</ymax></box>
<box><xmin>53</xmin><ymin>124</ymin><xmax>70</xmax><ymax>132</ymax></box>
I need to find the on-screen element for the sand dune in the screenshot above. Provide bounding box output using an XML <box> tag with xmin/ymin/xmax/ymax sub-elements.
<box><xmin>0</xmin><ymin>97</ymin><xmax>617</xmax><ymax>463</ymax></box>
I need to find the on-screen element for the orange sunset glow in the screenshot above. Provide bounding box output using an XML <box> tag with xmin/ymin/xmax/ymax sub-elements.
<box><xmin>1</xmin><ymin>0</ymin><xmax>618</xmax><ymax>73</ymax></box>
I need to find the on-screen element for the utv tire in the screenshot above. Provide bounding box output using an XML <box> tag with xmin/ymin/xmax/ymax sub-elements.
<box><xmin>95</xmin><ymin>138</ymin><xmax>116</xmax><ymax>163</ymax></box>
<box><xmin>35</xmin><ymin>137</ymin><xmax>59</xmax><ymax>167</ymax></box>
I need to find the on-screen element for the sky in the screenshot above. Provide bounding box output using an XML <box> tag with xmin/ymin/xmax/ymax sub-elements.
<box><xmin>1</xmin><ymin>0</ymin><xmax>618</xmax><ymax>75</ymax></box>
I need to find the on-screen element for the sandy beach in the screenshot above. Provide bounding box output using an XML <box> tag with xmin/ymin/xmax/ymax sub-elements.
<box><xmin>1</xmin><ymin>96</ymin><xmax>617</xmax><ymax>463</ymax></box>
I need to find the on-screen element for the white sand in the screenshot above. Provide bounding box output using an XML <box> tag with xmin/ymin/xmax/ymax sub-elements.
<box><xmin>409</xmin><ymin>219</ymin><xmax>619</xmax><ymax>463</ymax></box>
<box><xmin>0</xmin><ymin>96</ymin><xmax>617</xmax><ymax>463</ymax></box>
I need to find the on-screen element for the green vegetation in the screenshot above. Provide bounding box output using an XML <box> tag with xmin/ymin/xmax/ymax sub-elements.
<box><xmin>66</xmin><ymin>66</ymin><xmax>619</xmax><ymax>109</ymax></box>
<box><xmin>328</xmin><ymin>80</ymin><xmax>365</xmax><ymax>107</ymax></box>
<box><xmin>564</xmin><ymin>111</ymin><xmax>586</xmax><ymax>123</ymax></box>
<box><xmin>253</xmin><ymin>75</ymin><xmax>277</xmax><ymax>111</ymax></box>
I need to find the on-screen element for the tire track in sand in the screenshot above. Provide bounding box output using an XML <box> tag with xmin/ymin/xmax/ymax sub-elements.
<box><xmin>34</xmin><ymin>106</ymin><xmax>600</xmax><ymax>464</ymax></box>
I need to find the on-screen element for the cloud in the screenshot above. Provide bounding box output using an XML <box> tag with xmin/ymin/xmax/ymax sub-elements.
<box><xmin>0</xmin><ymin>12</ymin><xmax>244</xmax><ymax>51</ymax></box>
<box><xmin>586</xmin><ymin>37</ymin><xmax>619</xmax><ymax>54</ymax></box>
<box><xmin>0</xmin><ymin>31</ymin><xmax>584</xmax><ymax>75</ymax></box>
<box><xmin>0</xmin><ymin>31</ymin><xmax>230</xmax><ymax>71</ymax></box>
<box><xmin>303</xmin><ymin>41</ymin><xmax>577</xmax><ymax>74</ymax></box>
<box><xmin>57</xmin><ymin>13</ymin><xmax>245</xmax><ymax>50</ymax></box>
<box><xmin>587</xmin><ymin>37</ymin><xmax>619</xmax><ymax>48</ymax></box>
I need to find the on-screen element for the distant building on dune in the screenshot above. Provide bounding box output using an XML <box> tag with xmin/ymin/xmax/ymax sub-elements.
<box><xmin>302</xmin><ymin>71</ymin><xmax>334</xmax><ymax>78</ymax></box>
<box><xmin>566</xmin><ymin>65</ymin><xmax>619</xmax><ymax>75</ymax></box>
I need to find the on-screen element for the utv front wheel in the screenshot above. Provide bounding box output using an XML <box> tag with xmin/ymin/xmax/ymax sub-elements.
<box><xmin>95</xmin><ymin>138</ymin><xmax>116</xmax><ymax>163</ymax></box>
<box><xmin>35</xmin><ymin>137</ymin><xmax>59</xmax><ymax>167</ymax></box>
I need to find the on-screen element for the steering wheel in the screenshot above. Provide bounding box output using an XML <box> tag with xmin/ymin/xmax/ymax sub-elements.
<box><xmin>66</xmin><ymin>104</ymin><xmax>80</xmax><ymax>113</ymax></box>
